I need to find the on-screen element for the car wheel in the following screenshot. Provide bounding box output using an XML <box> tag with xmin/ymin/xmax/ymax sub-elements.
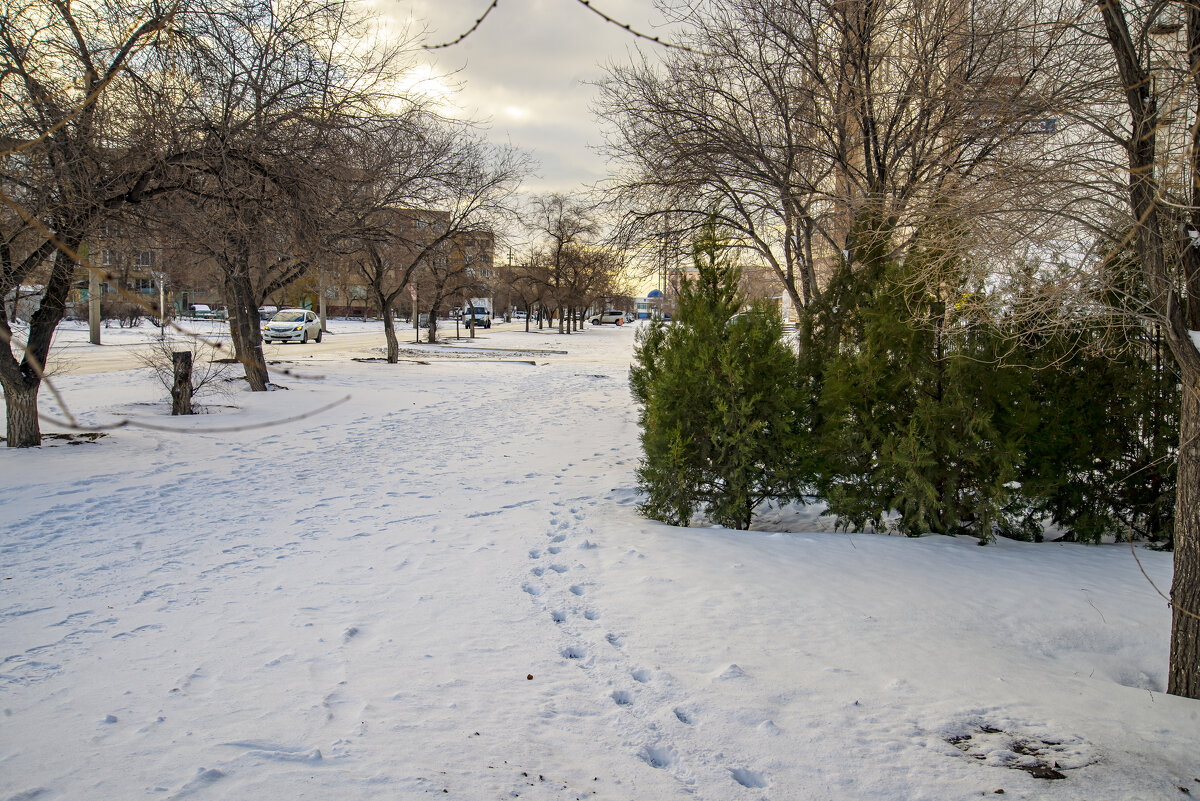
<box><xmin>316</xmin><ymin>329</ymin><xmax>323</xmax><ymax>343</ymax></box>
<box><xmin>301</xmin><ymin>331</ymin><xmax>309</xmax><ymax>344</ymax></box>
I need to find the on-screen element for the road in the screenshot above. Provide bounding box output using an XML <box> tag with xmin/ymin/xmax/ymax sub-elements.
<box><xmin>50</xmin><ymin>320</ymin><xmax>550</xmax><ymax>376</ymax></box>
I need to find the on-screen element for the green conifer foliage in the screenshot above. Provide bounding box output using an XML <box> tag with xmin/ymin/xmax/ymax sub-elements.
<box><xmin>630</xmin><ymin>218</ymin><xmax>805</xmax><ymax>530</ymax></box>
<box><xmin>799</xmin><ymin>209</ymin><xmax>1023</xmax><ymax>541</ymax></box>
<box><xmin>800</xmin><ymin>220</ymin><xmax>1177</xmax><ymax>545</ymax></box>
<box><xmin>1003</xmin><ymin>247</ymin><xmax>1178</xmax><ymax>545</ymax></box>
<box><xmin>811</xmin><ymin>261</ymin><xmax>1019</xmax><ymax>539</ymax></box>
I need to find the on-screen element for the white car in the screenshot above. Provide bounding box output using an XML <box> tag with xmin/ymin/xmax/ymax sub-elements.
<box><xmin>589</xmin><ymin>309</ymin><xmax>626</xmax><ymax>325</ymax></box>
<box><xmin>263</xmin><ymin>309</ymin><xmax>322</xmax><ymax>344</ymax></box>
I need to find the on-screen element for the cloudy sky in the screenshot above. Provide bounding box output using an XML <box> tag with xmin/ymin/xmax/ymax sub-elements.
<box><xmin>374</xmin><ymin>0</ymin><xmax>679</xmax><ymax>195</ymax></box>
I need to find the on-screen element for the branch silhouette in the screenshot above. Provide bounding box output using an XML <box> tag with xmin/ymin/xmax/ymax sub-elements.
<box><xmin>424</xmin><ymin>0</ymin><xmax>701</xmax><ymax>53</ymax></box>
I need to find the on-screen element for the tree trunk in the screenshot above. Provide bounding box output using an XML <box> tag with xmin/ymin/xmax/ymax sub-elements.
<box><xmin>1170</xmin><ymin>371</ymin><xmax>1200</xmax><ymax>696</ymax></box>
<box><xmin>428</xmin><ymin>301</ymin><xmax>441</xmax><ymax>344</ymax></box>
<box><xmin>3</xmin><ymin>379</ymin><xmax>40</xmax><ymax>447</ymax></box>
<box><xmin>383</xmin><ymin>304</ymin><xmax>399</xmax><ymax>363</ymax></box>
<box><xmin>318</xmin><ymin>274</ymin><xmax>328</xmax><ymax>332</ymax></box>
<box><xmin>89</xmin><ymin>267</ymin><xmax>101</xmax><ymax>345</ymax></box>
<box><xmin>225</xmin><ymin>273</ymin><xmax>269</xmax><ymax>391</ymax></box>
<box><xmin>171</xmin><ymin>350</ymin><xmax>194</xmax><ymax>415</ymax></box>
<box><xmin>2</xmin><ymin>234</ymin><xmax>82</xmax><ymax>447</ymax></box>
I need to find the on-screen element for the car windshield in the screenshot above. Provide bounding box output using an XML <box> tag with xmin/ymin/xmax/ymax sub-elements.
<box><xmin>272</xmin><ymin>311</ymin><xmax>305</xmax><ymax>322</ymax></box>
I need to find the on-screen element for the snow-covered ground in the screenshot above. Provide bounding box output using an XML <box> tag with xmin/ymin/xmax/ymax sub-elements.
<box><xmin>1</xmin><ymin>321</ymin><xmax>1196</xmax><ymax>800</ymax></box>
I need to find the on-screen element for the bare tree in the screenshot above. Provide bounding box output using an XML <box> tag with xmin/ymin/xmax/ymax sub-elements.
<box><xmin>340</xmin><ymin>122</ymin><xmax>529</xmax><ymax>358</ymax></box>
<box><xmin>1056</xmin><ymin>0</ymin><xmax>1200</xmax><ymax>698</ymax></box>
<box><xmin>597</xmin><ymin>0</ymin><xmax>1079</xmax><ymax>310</ymax></box>
<box><xmin>524</xmin><ymin>194</ymin><xmax>603</xmax><ymax>333</ymax></box>
<box><xmin>159</xmin><ymin>0</ymin><xmax>413</xmax><ymax>389</ymax></box>
<box><xmin>0</xmin><ymin>0</ymin><xmax>176</xmax><ymax>446</ymax></box>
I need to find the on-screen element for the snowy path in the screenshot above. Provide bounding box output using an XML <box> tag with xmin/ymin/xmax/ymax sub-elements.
<box><xmin>1</xmin><ymin>325</ymin><xmax>1196</xmax><ymax>800</ymax></box>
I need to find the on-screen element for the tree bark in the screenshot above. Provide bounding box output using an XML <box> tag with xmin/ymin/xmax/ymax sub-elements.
<box><xmin>382</xmin><ymin>304</ymin><xmax>399</xmax><ymax>363</ymax></box>
<box><xmin>89</xmin><ymin>268</ymin><xmax>101</xmax><ymax>345</ymax></box>
<box><xmin>3</xmin><ymin>380</ymin><xmax>40</xmax><ymax>447</ymax></box>
<box><xmin>428</xmin><ymin>300</ymin><xmax>441</xmax><ymax>344</ymax></box>
<box><xmin>318</xmin><ymin>273</ymin><xmax>328</xmax><ymax>333</ymax></box>
<box><xmin>224</xmin><ymin>272</ymin><xmax>269</xmax><ymax>391</ymax></box>
<box><xmin>171</xmin><ymin>351</ymin><xmax>194</xmax><ymax>415</ymax></box>
<box><xmin>1100</xmin><ymin>0</ymin><xmax>1200</xmax><ymax>698</ymax></box>
<box><xmin>2</xmin><ymin>234</ymin><xmax>82</xmax><ymax>447</ymax></box>
<box><xmin>1170</xmin><ymin>372</ymin><xmax>1200</xmax><ymax>696</ymax></box>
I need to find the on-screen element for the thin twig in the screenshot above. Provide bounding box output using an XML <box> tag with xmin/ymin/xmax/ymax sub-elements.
<box><xmin>573</xmin><ymin>0</ymin><xmax>700</xmax><ymax>53</ymax></box>
<box><xmin>424</xmin><ymin>0</ymin><xmax>500</xmax><ymax>49</ymax></box>
<box><xmin>424</xmin><ymin>0</ymin><xmax>701</xmax><ymax>54</ymax></box>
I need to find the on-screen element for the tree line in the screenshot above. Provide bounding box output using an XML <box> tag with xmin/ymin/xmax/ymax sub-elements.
<box><xmin>1</xmin><ymin>0</ymin><xmax>641</xmax><ymax>447</ymax></box>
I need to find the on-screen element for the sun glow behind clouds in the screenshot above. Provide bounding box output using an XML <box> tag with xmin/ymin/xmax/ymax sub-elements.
<box><xmin>397</xmin><ymin>62</ymin><xmax>462</xmax><ymax>116</ymax></box>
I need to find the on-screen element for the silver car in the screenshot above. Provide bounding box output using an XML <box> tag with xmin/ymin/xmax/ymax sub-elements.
<box><xmin>263</xmin><ymin>309</ymin><xmax>322</xmax><ymax>344</ymax></box>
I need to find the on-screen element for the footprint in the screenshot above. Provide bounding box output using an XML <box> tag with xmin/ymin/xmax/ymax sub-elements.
<box><xmin>531</xmin><ymin>567</ymin><xmax>545</xmax><ymax>577</ymax></box>
<box><xmin>521</xmin><ymin>583</ymin><xmax>543</xmax><ymax>597</ymax></box>
<box><xmin>569</xmin><ymin>585</ymin><xmax>585</xmax><ymax>596</ymax></box>
<box><xmin>606</xmin><ymin>633</ymin><xmax>624</xmax><ymax>648</ymax></box>
<box><xmin>612</xmin><ymin>690</ymin><xmax>633</xmax><ymax>706</ymax></box>
<box><xmin>631</xmin><ymin>668</ymin><xmax>650</xmax><ymax>683</ymax></box>
<box><xmin>583</xmin><ymin>609</ymin><xmax>599</xmax><ymax>621</ymax></box>
<box><xmin>730</xmin><ymin>768</ymin><xmax>768</xmax><ymax>789</ymax></box>
<box><xmin>529</xmin><ymin>549</ymin><xmax>542</xmax><ymax>559</ymax></box>
<box><xmin>547</xmin><ymin>546</ymin><xmax>563</xmax><ymax>555</ymax></box>
<box><xmin>550</xmin><ymin>610</ymin><xmax>567</xmax><ymax>623</ymax></box>
<box><xmin>639</xmin><ymin>745</ymin><xmax>677</xmax><ymax>769</ymax></box>
<box><xmin>674</xmin><ymin>707</ymin><xmax>694</xmax><ymax>725</ymax></box>
<box><xmin>561</xmin><ymin>645</ymin><xmax>587</xmax><ymax>660</ymax></box>
<box><xmin>548</xmin><ymin>564</ymin><xmax>568</xmax><ymax>573</ymax></box>
<box><xmin>549</xmin><ymin>533</ymin><xmax>566</xmax><ymax>543</ymax></box>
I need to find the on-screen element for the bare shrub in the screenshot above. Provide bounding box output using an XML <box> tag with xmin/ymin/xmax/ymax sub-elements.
<box><xmin>101</xmin><ymin>301</ymin><xmax>145</xmax><ymax>329</ymax></box>
<box><xmin>136</xmin><ymin>336</ymin><xmax>234</xmax><ymax>413</ymax></box>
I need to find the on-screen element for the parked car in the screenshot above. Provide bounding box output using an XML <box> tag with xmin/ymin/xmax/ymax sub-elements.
<box><xmin>464</xmin><ymin>305</ymin><xmax>492</xmax><ymax>328</ymax></box>
<box><xmin>589</xmin><ymin>309</ymin><xmax>626</xmax><ymax>325</ymax></box>
<box><xmin>263</xmin><ymin>309</ymin><xmax>322</xmax><ymax>343</ymax></box>
<box><xmin>258</xmin><ymin>305</ymin><xmax>278</xmax><ymax>321</ymax></box>
<box><xmin>189</xmin><ymin>304</ymin><xmax>228</xmax><ymax>320</ymax></box>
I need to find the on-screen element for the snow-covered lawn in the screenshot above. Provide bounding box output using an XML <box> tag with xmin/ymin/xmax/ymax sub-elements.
<box><xmin>1</xmin><ymin>323</ymin><xmax>1195</xmax><ymax>800</ymax></box>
